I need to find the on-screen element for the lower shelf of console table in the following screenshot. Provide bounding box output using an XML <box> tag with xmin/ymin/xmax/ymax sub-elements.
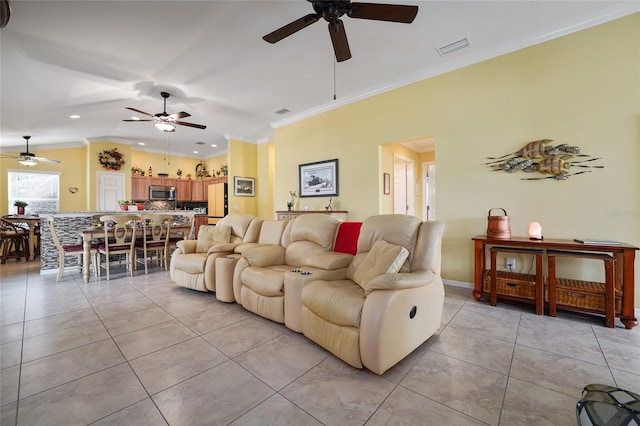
<box><xmin>481</xmin><ymin>270</ymin><xmax>622</xmax><ymax>316</ymax></box>
<box><xmin>472</xmin><ymin>235</ymin><xmax>638</xmax><ymax>329</ymax></box>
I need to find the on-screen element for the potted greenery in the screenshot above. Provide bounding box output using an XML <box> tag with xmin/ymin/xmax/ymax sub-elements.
<box><xmin>177</xmin><ymin>169</ymin><xmax>183</xmax><ymax>179</ymax></box>
<box><xmin>14</xmin><ymin>201</ymin><xmax>28</xmax><ymax>215</ymax></box>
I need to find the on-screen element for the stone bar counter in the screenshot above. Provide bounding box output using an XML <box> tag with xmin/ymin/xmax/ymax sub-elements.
<box><xmin>40</xmin><ymin>211</ymin><xmax>197</xmax><ymax>273</ymax></box>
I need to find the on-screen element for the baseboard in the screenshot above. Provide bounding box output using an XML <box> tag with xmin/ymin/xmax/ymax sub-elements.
<box><xmin>442</xmin><ymin>279</ymin><xmax>473</xmax><ymax>289</ymax></box>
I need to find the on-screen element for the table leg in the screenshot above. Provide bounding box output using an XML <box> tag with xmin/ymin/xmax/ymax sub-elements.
<box><xmin>28</xmin><ymin>225</ymin><xmax>36</xmax><ymax>261</ymax></box>
<box><xmin>82</xmin><ymin>233</ymin><xmax>92</xmax><ymax>283</ymax></box>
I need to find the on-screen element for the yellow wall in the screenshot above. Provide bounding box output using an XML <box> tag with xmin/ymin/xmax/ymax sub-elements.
<box><xmin>1</xmin><ymin>146</ymin><xmax>88</xmax><ymax>214</ymax></box>
<box><xmin>257</xmin><ymin>142</ymin><xmax>275</xmax><ymax>219</ymax></box>
<box><xmin>228</xmin><ymin>139</ymin><xmax>258</xmax><ymax>215</ymax></box>
<box><xmin>274</xmin><ymin>15</ymin><xmax>640</xmax><ymax>303</ymax></box>
<box><xmin>87</xmin><ymin>142</ymin><xmax>132</xmax><ymax>210</ymax></box>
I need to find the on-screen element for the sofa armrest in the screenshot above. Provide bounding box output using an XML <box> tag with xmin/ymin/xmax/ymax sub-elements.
<box><xmin>364</xmin><ymin>269</ymin><xmax>437</xmax><ymax>295</ymax></box>
<box><xmin>306</xmin><ymin>251</ymin><xmax>353</xmax><ymax>270</ymax></box>
<box><xmin>176</xmin><ymin>239</ymin><xmax>197</xmax><ymax>254</ymax></box>
<box><xmin>207</xmin><ymin>242</ymin><xmax>238</xmax><ymax>254</ymax></box>
<box><xmin>243</xmin><ymin>245</ymin><xmax>285</xmax><ymax>266</ymax></box>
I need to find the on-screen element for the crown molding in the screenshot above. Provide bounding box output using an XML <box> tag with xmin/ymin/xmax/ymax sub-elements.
<box><xmin>271</xmin><ymin>6</ymin><xmax>639</xmax><ymax>130</ymax></box>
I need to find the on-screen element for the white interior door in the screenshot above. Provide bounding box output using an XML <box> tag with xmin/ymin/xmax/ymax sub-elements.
<box><xmin>393</xmin><ymin>156</ymin><xmax>415</xmax><ymax>215</ymax></box>
<box><xmin>97</xmin><ymin>172</ymin><xmax>125</xmax><ymax>211</ymax></box>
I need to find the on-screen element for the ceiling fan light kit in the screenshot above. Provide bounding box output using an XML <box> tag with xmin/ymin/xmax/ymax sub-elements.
<box><xmin>263</xmin><ymin>0</ymin><xmax>419</xmax><ymax>62</ymax></box>
<box><xmin>154</xmin><ymin>122</ymin><xmax>176</xmax><ymax>132</ymax></box>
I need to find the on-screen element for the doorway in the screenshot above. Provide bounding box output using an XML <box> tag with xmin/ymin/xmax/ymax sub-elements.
<box><xmin>97</xmin><ymin>172</ymin><xmax>125</xmax><ymax>211</ymax></box>
<box><xmin>393</xmin><ymin>156</ymin><xmax>415</xmax><ymax>215</ymax></box>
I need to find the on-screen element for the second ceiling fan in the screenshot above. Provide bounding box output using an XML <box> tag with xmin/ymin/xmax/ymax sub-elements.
<box><xmin>123</xmin><ymin>92</ymin><xmax>206</xmax><ymax>132</ymax></box>
<box><xmin>263</xmin><ymin>0</ymin><xmax>419</xmax><ymax>62</ymax></box>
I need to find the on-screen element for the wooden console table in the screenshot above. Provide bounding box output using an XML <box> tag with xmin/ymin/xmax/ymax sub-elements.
<box><xmin>472</xmin><ymin>235</ymin><xmax>638</xmax><ymax>329</ymax></box>
<box><xmin>275</xmin><ymin>210</ymin><xmax>348</xmax><ymax>222</ymax></box>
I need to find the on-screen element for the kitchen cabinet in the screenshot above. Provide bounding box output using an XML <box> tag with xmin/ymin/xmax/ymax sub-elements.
<box><xmin>149</xmin><ymin>177</ymin><xmax>176</xmax><ymax>187</ymax></box>
<box><xmin>191</xmin><ymin>179</ymin><xmax>209</xmax><ymax>201</ymax></box>
<box><xmin>131</xmin><ymin>176</ymin><xmax>148</xmax><ymax>201</ymax></box>
<box><xmin>194</xmin><ymin>215</ymin><xmax>209</xmax><ymax>235</ymax></box>
<box><xmin>176</xmin><ymin>179</ymin><xmax>192</xmax><ymax>201</ymax></box>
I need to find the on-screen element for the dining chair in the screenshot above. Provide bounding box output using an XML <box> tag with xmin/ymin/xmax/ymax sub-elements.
<box><xmin>0</xmin><ymin>218</ymin><xmax>29</xmax><ymax>264</ymax></box>
<box><xmin>46</xmin><ymin>215</ymin><xmax>97</xmax><ymax>281</ymax></box>
<box><xmin>97</xmin><ymin>214</ymin><xmax>139</xmax><ymax>280</ymax></box>
<box><xmin>135</xmin><ymin>214</ymin><xmax>172</xmax><ymax>274</ymax></box>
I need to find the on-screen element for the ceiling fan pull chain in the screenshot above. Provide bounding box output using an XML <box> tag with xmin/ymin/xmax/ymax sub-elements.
<box><xmin>333</xmin><ymin>57</ymin><xmax>337</xmax><ymax>101</ymax></box>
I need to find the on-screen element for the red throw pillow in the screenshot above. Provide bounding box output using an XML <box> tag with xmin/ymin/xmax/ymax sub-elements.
<box><xmin>333</xmin><ymin>222</ymin><xmax>362</xmax><ymax>255</ymax></box>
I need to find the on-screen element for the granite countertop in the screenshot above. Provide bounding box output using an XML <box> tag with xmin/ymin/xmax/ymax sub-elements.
<box><xmin>45</xmin><ymin>211</ymin><xmax>197</xmax><ymax>217</ymax></box>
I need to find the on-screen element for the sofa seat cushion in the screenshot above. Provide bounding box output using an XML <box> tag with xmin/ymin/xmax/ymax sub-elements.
<box><xmin>172</xmin><ymin>253</ymin><xmax>209</xmax><ymax>274</ymax></box>
<box><xmin>242</xmin><ymin>265</ymin><xmax>291</xmax><ymax>297</ymax></box>
<box><xmin>301</xmin><ymin>279</ymin><xmax>365</xmax><ymax>328</ymax></box>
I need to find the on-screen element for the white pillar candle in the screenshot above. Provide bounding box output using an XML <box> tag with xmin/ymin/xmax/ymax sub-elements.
<box><xmin>528</xmin><ymin>221</ymin><xmax>542</xmax><ymax>239</ymax></box>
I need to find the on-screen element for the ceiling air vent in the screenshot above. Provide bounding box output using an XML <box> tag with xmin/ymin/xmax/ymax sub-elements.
<box><xmin>195</xmin><ymin>141</ymin><xmax>206</xmax><ymax>145</ymax></box>
<box><xmin>437</xmin><ymin>37</ymin><xmax>470</xmax><ymax>56</ymax></box>
<box><xmin>274</xmin><ymin>108</ymin><xmax>290</xmax><ymax>115</ymax></box>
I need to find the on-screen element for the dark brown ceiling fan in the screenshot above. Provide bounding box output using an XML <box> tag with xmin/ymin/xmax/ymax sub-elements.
<box><xmin>263</xmin><ymin>0</ymin><xmax>418</xmax><ymax>62</ymax></box>
<box><xmin>123</xmin><ymin>92</ymin><xmax>206</xmax><ymax>132</ymax></box>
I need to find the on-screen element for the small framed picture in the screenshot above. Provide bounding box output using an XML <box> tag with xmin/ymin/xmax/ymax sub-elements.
<box><xmin>383</xmin><ymin>173</ymin><xmax>390</xmax><ymax>195</ymax></box>
<box><xmin>234</xmin><ymin>176</ymin><xmax>255</xmax><ymax>197</ymax></box>
<box><xmin>299</xmin><ymin>159</ymin><xmax>339</xmax><ymax>198</ymax></box>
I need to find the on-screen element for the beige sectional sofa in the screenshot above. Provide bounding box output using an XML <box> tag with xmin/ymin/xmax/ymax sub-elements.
<box><xmin>170</xmin><ymin>214</ymin><xmax>261</xmax><ymax>292</ymax></box>
<box><xmin>169</xmin><ymin>213</ymin><xmax>445</xmax><ymax>375</ymax></box>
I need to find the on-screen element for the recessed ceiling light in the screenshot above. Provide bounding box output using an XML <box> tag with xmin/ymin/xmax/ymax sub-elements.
<box><xmin>138</xmin><ymin>142</ymin><xmax>145</xmax><ymax>146</ymax></box>
<box><xmin>193</xmin><ymin>150</ymin><xmax>198</xmax><ymax>154</ymax></box>
<box><xmin>69</xmin><ymin>114</ymin><xmax>80</xmax><ymax>119</ymax></box>
<box><xmin>211</xmin><ymin>144</ymin><xmax>217</xmax><ymax>148</ymax></box>
<box><xmin>131</xmin><ymin>116</ymin><xmax>140</xmax><ymax>121</ymax></box>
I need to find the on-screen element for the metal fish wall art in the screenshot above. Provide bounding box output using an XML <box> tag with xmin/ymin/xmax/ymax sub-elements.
<box><xmin>485</xmin><ymin>139</ymin><xmax>603</xmax><ymax>180</ymax></box>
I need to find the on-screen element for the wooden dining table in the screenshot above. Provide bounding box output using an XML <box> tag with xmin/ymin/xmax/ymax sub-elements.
<box><xmin>3</xmin><ymin>215</ymin><xmax>41</xmax><ymax>261</ymax></box>
<box><xmin>78</xmin><ymin>224</ymin><xmax>192</xmax><ymax>283</ymax></box>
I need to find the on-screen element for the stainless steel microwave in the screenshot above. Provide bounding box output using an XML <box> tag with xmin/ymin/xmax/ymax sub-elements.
<box><xmin>149</xmin><ymin>185</ymin><xmax>176</xmax><ymax>201</ymax></box>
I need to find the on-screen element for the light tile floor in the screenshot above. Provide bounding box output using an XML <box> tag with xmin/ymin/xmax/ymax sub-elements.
<box><xmin>1</xmin><ymin>260</ymin><xmax>639</xmax><ymax>425</ymax></box>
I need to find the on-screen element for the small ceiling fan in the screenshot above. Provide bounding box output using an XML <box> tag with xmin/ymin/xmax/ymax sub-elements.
<box><xmin>263</xmin><ymin>0</ymin><xmax>419</xmax><ymax>62</ymax></box>
<box><xmin>123</xmin><ymin>91</ymin><xmax>206</xmax><ymax>132</ymax></box>
<box><xmin>0</xmin><ymin>136</ymin><xmax>61</xmax><ymax>167</ymax></box>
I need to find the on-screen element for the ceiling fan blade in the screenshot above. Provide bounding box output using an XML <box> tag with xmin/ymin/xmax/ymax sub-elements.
<box><xmin>348</xmin><ymin>3</ymin><xmax>418</xmax><ymax>23</ymax></box>
<box><xmin>0</xmin><ymin>153</ymin><xmax>19</xmax><ymax>159</ymax></box>
<box><xmin>0</xmin><ymin>0</ymin><xmax>10</xmax><ymax>29</ymax></box>
<box><xmin>33</xmin><ymin>156</ymin><xmax>61</xmax><ymax>164</ymax></box>
<box><xmin>168</xmin><ymin>111</ymin><xmax>191</xmax><ymax>120</ymax></box>
<box><xmin>125</xmin><ymin>107</ymin><xmax>154</xmax><ymax>117</ymax></box>
<box><xmin>122</xmin><ymin>119</ymin><xmax>153</xmax><ymax>122</ymax></box>
<box><xmin>174</xmin><ymin>121</ymin><xmax>206</xmax><ymax>130</ymax></box>
<box><xmin>328</xmin><ymin>20</ymin><xmax>352</xmax><ymax>62</ymax></box>
<box><xmin>263</xmin><ymin>13</ymin><xmax>320</xmax><ymax>43</ymax></box>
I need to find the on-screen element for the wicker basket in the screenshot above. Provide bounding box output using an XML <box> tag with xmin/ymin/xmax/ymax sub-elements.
<box><xmin>554</xmin><ymin>278</ymin><xmax>622</xmax><ymax>314</ymax></box>
<box><xmin>483</xmin><ymin>270</ymin><xmax>537</xmax><ymax>300</ymax></box>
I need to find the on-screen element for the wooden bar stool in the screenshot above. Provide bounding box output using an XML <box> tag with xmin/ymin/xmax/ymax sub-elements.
<box><xmin>547</xmin><ymin>250</ymin><xmax>616</xmax><ymax>328</ymax></box>
<box><xmin>489</xmin><ymin>247</ymin><xmax>544</xmax><ymax>315</ymax></box>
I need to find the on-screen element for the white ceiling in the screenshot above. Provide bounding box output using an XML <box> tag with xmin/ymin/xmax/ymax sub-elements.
<box><xmin>1</xmin><ymin>1</ymin><xmax>637</xmax><ymax>160</ymax></box>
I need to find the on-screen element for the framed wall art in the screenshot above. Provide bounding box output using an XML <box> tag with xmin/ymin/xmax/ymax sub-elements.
<box><xmin>234</xmin><ymin>176</ymin><xmax>255</xmax><ymax>197</ymax></box>
<box><xmin>383</xmin><ymin>173</ymin><xmax>390</xmax><ymax>195</ymax></box>
<box><xmin>299</xmin><ymin>159</ymin><xmax>339</xmax><ymax>198</ymax></box>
